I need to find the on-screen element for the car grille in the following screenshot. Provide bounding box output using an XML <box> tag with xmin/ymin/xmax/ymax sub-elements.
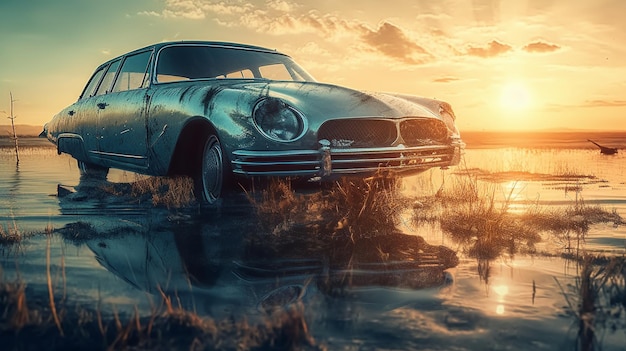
<box><xmin>317</xmin><ymin>119</ymin><xmax>396</xmax><ymax>148</ymax></box>
<box><xmin>400</xmin><ymin>118</ymin><xmax>449</xmax><ymax>145</ymax></box>
<box><xmin>317</xmin><ymin>118</ymin><xmax>449</xmax><ymax>147</ymax></box>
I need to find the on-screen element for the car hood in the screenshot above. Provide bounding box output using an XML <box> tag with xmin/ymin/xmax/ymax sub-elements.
<box><xmin>224</xmin><ymin>80</ymin><xmax>444</xmax><ymax>121</ymax></box>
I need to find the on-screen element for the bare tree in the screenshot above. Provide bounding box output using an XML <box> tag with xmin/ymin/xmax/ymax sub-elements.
<box><xmin>7</xmin><ymin>92</ymin><xmax>19</xmax><ymax>164</ymax></box>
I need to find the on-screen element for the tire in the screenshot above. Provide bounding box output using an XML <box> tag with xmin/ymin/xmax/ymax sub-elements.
<box><xmin>77</xmin><ymin>160</ymin><xmax>109</xmax><ymax>180</ymax></box>
<box><xmin>197</xmin><ymin>135</ymin><xmax>226</xmax><ymax>204</ymax></box>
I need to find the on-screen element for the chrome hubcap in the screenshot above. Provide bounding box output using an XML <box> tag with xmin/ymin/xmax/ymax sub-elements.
<box><xmin>202</xmin><ymin>136</ymin><xmax>223</xmax><ymax>203</ymax></box>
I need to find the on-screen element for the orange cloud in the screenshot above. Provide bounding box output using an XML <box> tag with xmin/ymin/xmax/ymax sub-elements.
<box><xmin>361</xmin><ymin>22</ymin><xmax>431</xmax><ymax>64</ymax></box>
<box><xmin>466</xmin><ymin>40</ymin><xmax>512</xmax><ymax>58</ymax></box>
<box><xmin>523</xmin><ymin>41</ymin><xmax>560</xmax><ymax>53</ymax></box>
<box><xmin>583</xmin><ymin>100</ymin><xmax>626</xmax><ymax>107</ymax></box>
<box><xmin>433</xmin><ymin>77</ymin><xmax>459</xmax><ymax>83</ymax></box>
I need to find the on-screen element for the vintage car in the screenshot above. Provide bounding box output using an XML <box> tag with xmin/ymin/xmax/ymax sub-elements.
<box><xmin>43</xmin><ymin>41</ymin><xmax>464</xmax><ymax>204</ymax></box>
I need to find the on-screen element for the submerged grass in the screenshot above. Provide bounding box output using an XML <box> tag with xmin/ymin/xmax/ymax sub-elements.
<box><xmin>246</xmin><ymin>174</ymin><xmax>459</xmax><ymax>291</ymax></box>
<box><xmin>0</xmin><ymin>220</ymin><xmax>36</xmax><ymax>255</ymax></box>
<box><xmin>435</xmin><ymin>179</ymin><xmax>544</xmax><ymax>260</ymax></box>
<box><xmin>0</xmin><ymin>278</ymin><xmax>323</xmax><ymax>350</ymax></box>
<box><xmin>557</xmin><ymin>255</ymin><xmax>626</xmax><ymax>351</ymax></box>
<box><xmin>0</xmin><ymin>222</ymin><xmax>22</xmax><ymax>246</ymax></box>
<box><xmin>249</xmin><ymin>164</ymin><xmax>623</xmax><ymax>266</ymax></box>
<box><xmin>405</xmin><ymin>161</ymin><xmax>624</xmax><ymax>262</ymax></box>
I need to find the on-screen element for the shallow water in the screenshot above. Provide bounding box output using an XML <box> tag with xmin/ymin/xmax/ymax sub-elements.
<box><xmin>1</xmin><ymin>141</ymin><xmax>625</xmax><ymax>350</ymax></box>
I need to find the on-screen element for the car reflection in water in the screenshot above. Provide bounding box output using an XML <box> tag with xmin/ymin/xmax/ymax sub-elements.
<box><xmin>55</xmin><ymin>177</ymin><xmax>459</xmax><ymax>321</ymax></box>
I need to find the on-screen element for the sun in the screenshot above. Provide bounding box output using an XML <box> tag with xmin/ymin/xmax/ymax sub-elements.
<box><xmin>499</xmin><ymin>81</ymin><xmax>532</xmax><ymax>111</ymax></box>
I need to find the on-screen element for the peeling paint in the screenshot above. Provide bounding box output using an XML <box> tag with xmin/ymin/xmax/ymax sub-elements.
<box><xmin>202</xmin><ymin>86</ymin><xmax>224</xmax><ymax>115</ymax></box>
<box><xmin>178</xmin><ymin>86</ymin><xmax>194</xmax><ymax>104</ymax></box>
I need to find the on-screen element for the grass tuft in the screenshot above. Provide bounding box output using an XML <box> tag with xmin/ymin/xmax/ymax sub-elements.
<box><xmin>0</xmin><ymin>222</ymin><xmax>22</xmax><ymax>246</ymax></box>
<box><xmin>556</xmin><ymin>255</ymin><xmax>626</xmax><ymax>351</ymax></box>
<box><xmin>0</xmin><ymin>279</ymin><xmax>324</xmax><ymax>350</ymax></box>
<box><xmin>251</xmin><ymin>174</ymin><xmax>404</xmax><ymax>240</ymax></box>
<box><xmin>100</xmin><ymin>175</ymin><xmax>196</xmax><ymax>208</ymax></box>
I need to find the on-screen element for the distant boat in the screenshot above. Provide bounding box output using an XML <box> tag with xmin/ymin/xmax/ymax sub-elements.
<box><xmin>587</xmin><ymin>139</ymin><xmax>618</xmax><ymax>155</ymax></box>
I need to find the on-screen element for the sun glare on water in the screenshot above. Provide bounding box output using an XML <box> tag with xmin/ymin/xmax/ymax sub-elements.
<box><xmin>500</xmin><ymin>81</ymin><xmax>532</xmax><ymax>112</ymax></box>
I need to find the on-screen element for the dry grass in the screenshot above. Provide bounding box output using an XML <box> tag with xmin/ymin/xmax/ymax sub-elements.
<box><xmin>461</xmin><ymin>148</ymin><xmax>597</xmax><ymax>178</ymax></box>
<box><xmin>0</xmin><ymin>217</ymin><xmax>323</xmax><ymax>350</ymax></box>
<box><xmin>0</xmin><ymin>220</ymin><xmax>35</xmax><ymax>255</ymax></box>
<box><xmin>0</xmin><ymin>277</ymin><xmax>324</xmax><ymax>350</ymax></box>
<box><xmin>0</xmin><ymin>221</ymin><xmax>22</xmax><ymax>246</ymax></box>
<box><xmin>404</xmin><ymin>163</ymin><xmax>624</xmax><ymax>262</ymax></box>
<box><xmin>245</xmin><ymin>175</ymin><xmax>459</xmax><ymax>292</ymax></box>
<box><xmin>436</xmin><ymin>182</ymin><xmax>542</xmax><ymax>260</ymax></box>
<box><xmin>247</xmin><ymin>165</ymin><xmax>623</xmax><ymax>270</ymax></box>
<box><xmin>100</xmin><ymin>175</ymin><xmax>196</xmax><ymax>209</ymax></box>
<box><xmin>250</xmin><ymin>174</ymin><xmax>404</xmax><ymax>240</ymax></box>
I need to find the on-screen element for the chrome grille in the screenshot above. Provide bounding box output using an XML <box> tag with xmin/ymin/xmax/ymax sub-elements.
<box><xmin>400</xmin><ymin>119</ymin><xmax>449</xmax><ymax>145</ymax></box>
<box><xmin>317</xmin><ymin>119</ymin><xmax>396</xmax><ymax>148</ymax></box>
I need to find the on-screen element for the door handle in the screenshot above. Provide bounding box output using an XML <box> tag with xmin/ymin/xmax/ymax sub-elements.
<box><xmin>97</xmin><ymin>102</ymin><xmax>108</xmax><ymax>109</ymax></box>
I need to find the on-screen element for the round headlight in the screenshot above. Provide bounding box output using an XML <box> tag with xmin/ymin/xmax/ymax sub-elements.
<box><xmin>253</xmin><ymin>98</ymin><xmax>306</xmax><ymax>142</ymax></box>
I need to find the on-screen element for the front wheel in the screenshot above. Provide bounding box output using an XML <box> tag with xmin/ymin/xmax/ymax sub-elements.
<box><xmin>77</xmin><ymin>160</ymin><xmax>109</xmax><ymax>180</ymax></box>
<box><xmin>196</xmin><ymin>135</ymin><xmax>227</xmax><ymax>204</ymax></box>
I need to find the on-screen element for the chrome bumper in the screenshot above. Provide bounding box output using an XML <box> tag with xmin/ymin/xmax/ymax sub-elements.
<box><xmin>231</xmin><ymin>139</ymin><xmax>464</xmax><ymax>178</ymax></box>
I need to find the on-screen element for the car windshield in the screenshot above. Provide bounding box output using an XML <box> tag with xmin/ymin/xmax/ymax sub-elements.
<box><xmin>155</xmin><ymin>45</ymin><xmax>315</xmax><ymax>83</ymax></box>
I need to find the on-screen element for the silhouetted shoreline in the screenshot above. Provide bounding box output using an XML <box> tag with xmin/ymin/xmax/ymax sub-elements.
<box><xmin>461</xmin><ymin>130</ymin><xmax>626</xmax><ymax>149</ymax></box>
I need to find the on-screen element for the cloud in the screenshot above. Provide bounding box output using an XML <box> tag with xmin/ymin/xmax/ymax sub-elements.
<box><xmin>361</xmin><ymin>22</ymin><xmax>431</xmax><ymax>64</ymax></box>
<box><xmin>146</xmin><ymin>0</ymin><xmax>281</xmax><ymax>21</ymax></box>
<box><xmin>433</xmin><ymin>77</ymin><xmax>459</xmax><ymax>83</ymax></box>
<box><xmin>137</xmin><ymin>0</ymin><xmax>210</xmax><ymax>20</ymax></box>
<box><xmin>583</xmin><ymin>100</ymin><xmax>626</xmax><ymax>107</ymax></box>
<box><xmin>140</xmin><ymin>1</ymin><xmax>442</xmax><ymax>65</ymax></box>
<box><xmin>522</xmin><ymin>41</ymin><xmax>561</xmax><ymax>53</ymax></box>
<box><xmin>466</xmin><ymin>40</ymin><xmax>512</xmax><ymax>58</ymax></box>
<box><xmin>137</xmin><ymin>11</ymin><xmax>162</xmax><ymax>17</ymax></box>
<box><xmin>200</xmin><ymin>1</ymin><xmax>254</xmax><ymax>15</ymax></box>
<box><xmin>266</xmin><ymin>0</ymin><xmax>297</xmax><ymax>13</ymax></box>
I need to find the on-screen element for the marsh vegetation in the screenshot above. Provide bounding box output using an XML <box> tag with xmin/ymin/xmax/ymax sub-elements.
<box><xmin>1</xmin><ymin>140</ymin><xmax>625</xmax><ymax>350</ymax></box>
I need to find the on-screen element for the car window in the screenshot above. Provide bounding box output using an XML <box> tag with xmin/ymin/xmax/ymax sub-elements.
<box><xmin>112</xmin><ymin>51</ymin><xmax>152</xmax><ymax>93</ymax></box>
<box><xmin>223</xmin><ymin>69</ymin><xmax>254</xmax><ymax>79</ymax></box>
<box><xmin>155</xmin><ymin>45</ymin><xmax>315</xmax><ymax>83</ymax></box>
<box><xmin>259</xmin><ymin>64</ymin><xmax>294</xmax><ymax>81</ymax></box>
<box><xmin>80</xmin><ymin>66</ymin><xmax>107</xmax><ymax>99</ymax></box>
<box><xmin>95</xmin><ymin>59</ymin><xmax>121</xmax><ymax>96</ymax></box>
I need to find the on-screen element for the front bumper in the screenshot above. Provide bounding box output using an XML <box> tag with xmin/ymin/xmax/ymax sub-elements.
<box><xmin>231</xmin><ymin>139</ymin><xmax>464</xmax><ymax>179</ymax></box>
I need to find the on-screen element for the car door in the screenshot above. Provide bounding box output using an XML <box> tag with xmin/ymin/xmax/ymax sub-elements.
<box><xmin>59</xmin><ymin>64</ymin><xmax>108</xmax><ymax>163</ymax></box>
<box><xmin>93</xmin><ymin>50</ymin><xmax>152</xmax><ymax>170</ymax></box>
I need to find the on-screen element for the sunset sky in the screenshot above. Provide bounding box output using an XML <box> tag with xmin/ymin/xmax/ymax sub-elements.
<box><xmin>1</xmin><ymin>0</ymin><xmax>625</xmax><ymax>131</ymax></box>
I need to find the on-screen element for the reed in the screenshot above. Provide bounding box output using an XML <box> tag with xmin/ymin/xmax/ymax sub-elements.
<box><xmin>0</xmin><ymin>222</ymin><xmax>21</xmax><ymax>246</ymax></box>
<box><xmin>2</xmin><ymin>92</ymin><xmax>20</xmax><ymax>164</ymax></box>
<box><xmin>556</xmin><ymin>255</ymin><xmax>626</xmax><ymax>351</ymax></box>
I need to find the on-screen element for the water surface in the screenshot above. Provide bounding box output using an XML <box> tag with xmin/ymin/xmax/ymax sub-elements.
<box><xmin>1</xmin><ymin>136</ymin><xmax>625</xmax><ymax>350</ymax></box>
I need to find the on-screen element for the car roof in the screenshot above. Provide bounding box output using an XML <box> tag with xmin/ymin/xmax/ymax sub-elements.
<box><xmin>115</xmin><ymin>41</ymin><xmax>284</xmax><ymax>61</ymax></box>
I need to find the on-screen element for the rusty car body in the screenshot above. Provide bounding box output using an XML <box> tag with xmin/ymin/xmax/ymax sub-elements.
<box><xmin>43</xmin><ymin>41</ymin><xmax>464</xmax><ymax>204</ymax></box>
